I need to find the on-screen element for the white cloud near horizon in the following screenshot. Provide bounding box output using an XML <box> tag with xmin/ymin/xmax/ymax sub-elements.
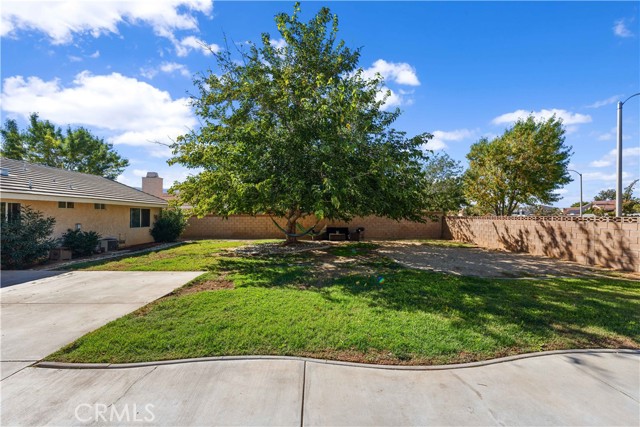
<box><xmin>492</xmin><ymin>108</ymin><xmax>592</xmax><ymax>127</ymax></box>
<box><xmin>423</xmin><ymin>129</ymin><xmax>475</xmax><ymax>151</ymax></box>
<box><xmin>1</xmin><ymin>71</ymin><xmax>197</xmax><ymax>156</ymax></box>
<box><xmin>1</xmin><ymin>0</ymin><xmax>214</xmax><ymax>56</ymax></box>
<box><xmin>613</xmin><ymin>19</ymin><xmax>634</xmax><ymax>38</ymax></box>
<box><xmin>362</xmin><ymin>59</ymin><xmax>420</xmax><ymax>86</ymax></box>
<box><xmin>586</xmin><ymin>95</ymin><xmax>621</xmax><ymax>109</ymax></box>
<box><xmin>589</xmin><ymin>147</ymin><xmax>640</xmax><ymax>168</ymax></box>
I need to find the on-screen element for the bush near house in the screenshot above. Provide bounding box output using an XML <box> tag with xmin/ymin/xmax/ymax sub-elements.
<box><xmin>150</xmin><ymin>209</ymin><xmax>188</xmax><ymax>243</ymax></box>
<box><xmin>61</xmin><ymin>229</ymin><xmax>101</xmax><ymax>257</ymax></box>
<box><xmin>1</xmin><ymin>206</ymin><xmax>56</xmax><ymax>269</ymax></box>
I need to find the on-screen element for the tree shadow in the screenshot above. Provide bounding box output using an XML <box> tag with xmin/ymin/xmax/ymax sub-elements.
<box><xmin>215</xmin><ymin>252</ymin><xmax>640</xmax><ymax>349</ymax></box>
<box><xmin>327</xmin><ymin>270</ymin><xmax>640</xmax><ymax>347</ymax></box>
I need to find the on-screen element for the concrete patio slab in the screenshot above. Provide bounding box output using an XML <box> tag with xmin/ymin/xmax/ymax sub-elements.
<box><xmin>303</xmin><ymin>352</ymin><xmax>639</xmax><ymax>426</ymax></box>
<box><xmin>0</xmin><ymin>352</ymin><xmax>637</xmax><ymax>426</ymax></box>
<box><xmin>0</xmin><ymin>271</ymin><xmax>202</xmax><ymax>363</ymax></box>
<box><xmin>1</xmin><ymin>360</ymin><xmax>304</xmax><ymax>426</ymax></box>
<box><xmin>0</xmin><ymin>361</ymin><xmax>32</xmax><ymax>381</ymax></box>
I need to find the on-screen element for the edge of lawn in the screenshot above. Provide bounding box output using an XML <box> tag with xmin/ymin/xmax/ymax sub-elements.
<box><xmin>36</xmin><ymin>348</ymin><xmax>640</xmax><ymax>370</ymax></box>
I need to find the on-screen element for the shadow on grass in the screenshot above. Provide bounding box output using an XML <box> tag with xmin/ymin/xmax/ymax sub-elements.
<box><xmin>216</xmin><ymin>255</ymin><xmax>640</xmax><ymax>348</ymax></box>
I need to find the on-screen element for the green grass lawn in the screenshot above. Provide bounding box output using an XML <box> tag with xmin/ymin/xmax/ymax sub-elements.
<box><xmin>65</xmin><ymin>240</ymin><xmax>264</xmax><ymax>271</ymax></box>
<box><xmin>48</xmin><ymin>241</ymin><xmax>640</xmax><ymax>365</ymax></box>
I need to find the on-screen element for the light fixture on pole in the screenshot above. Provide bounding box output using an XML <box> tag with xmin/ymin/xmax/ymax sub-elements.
<box><xmin>568</xmin><ymin>169</ymin><xmax>583</xmax><ymax>217</ymax></box>
<box><xmin>617</xmin><ymin>92</ymin><xmax>640</xmax><ymax>217</ymax></box>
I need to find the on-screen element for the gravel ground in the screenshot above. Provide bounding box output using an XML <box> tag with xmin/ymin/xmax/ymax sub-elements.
<box><xmin>376</xmin><ymin>241</ymin><xmax>638</xmax><ymax>279</ymax></box>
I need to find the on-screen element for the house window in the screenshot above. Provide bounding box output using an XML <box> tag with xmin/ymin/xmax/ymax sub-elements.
<box><xmin>94</xmin><ymin>203</ymin><xmax>106</xmax><ymax>210</ymax></box>
<box><xmin>130</xmin><ymin>208</ymin><xmax>151</xmax><ymax>228</ymax></box>
<box><xmin>0</xmin><ymin>202</ymin><xmax>20</xmax><ymax>222</ymax></box>
<box><xmin>58</xmin><ymin>201</ymin><xmax>75</xmax><ymax>209</ymax></box>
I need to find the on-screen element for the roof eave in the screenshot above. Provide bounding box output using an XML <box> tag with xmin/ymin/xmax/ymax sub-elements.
<box><xmin>0</xmin><ymin>190</ymin><xmax>168</xmax><ymax>208</ymax></box>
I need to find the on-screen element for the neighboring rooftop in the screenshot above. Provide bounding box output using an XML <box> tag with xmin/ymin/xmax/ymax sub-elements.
<box><xmin>0</xmin><ymin>158</ymin><xmax>167</xmax><ymax>207</ymax></box>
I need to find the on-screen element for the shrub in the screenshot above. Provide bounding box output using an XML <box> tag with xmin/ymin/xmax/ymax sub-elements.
<box><xmin>62</xmin><ymin>229</ymin><xmax>101</xmax><ymax>257</ymax></box>
<box><xmin>1</xmin><ymin>206</ymin><xmax>56</xmax><ymax>269</ymax></box>
<box><xmin>150</xmin><ymin>209</ymin><xmax>188</xmax><ymax>242</ymax></box>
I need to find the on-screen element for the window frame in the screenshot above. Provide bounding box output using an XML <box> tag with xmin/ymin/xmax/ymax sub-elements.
<box><xmin>1</xmin><ymin>202</ymin><xmax>20</xmax><ymax>222</ymax></box>
<box><xmin>130</xmin><ymin>208</ymin><xmax>151</xmax><ymax>228</ymax></box>
<box><xmin>58</xmin><ymin>201</ymin><xmax>75</xmax><ymax>209</ymax></box>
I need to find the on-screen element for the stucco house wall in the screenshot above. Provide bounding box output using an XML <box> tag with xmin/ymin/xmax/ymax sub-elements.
<box><xmin>1</xmin><ymin>198</ymin><xmax>161</xmax><ymax>246</ymax></box>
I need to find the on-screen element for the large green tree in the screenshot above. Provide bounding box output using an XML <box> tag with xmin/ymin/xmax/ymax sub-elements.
<box><xmin>463</xmin><ymin>115</ymin><xmax>572</xmax><ymax>216</ymax></box>
<box><xmin>1</xmin><ymin>113</ymin><xmax>129</xmax><ymax>179</ymax></box>
<box><xmin>170</xmin><ymin>4</ymin><xmax>430</xmax><ymax>242</ymax></box>
<box><xmin>421</xmin><ymin>152</ymin><xmax>466</xmax><ymax>214</ymax></box>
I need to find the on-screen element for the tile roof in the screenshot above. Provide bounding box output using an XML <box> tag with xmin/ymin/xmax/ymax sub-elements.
<box><xmin>0</xmin><ymin>158</ymin><xmax>167</xmax><ymax>207</ymax></box>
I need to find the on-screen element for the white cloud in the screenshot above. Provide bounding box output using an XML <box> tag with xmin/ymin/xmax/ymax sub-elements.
<box><xmin>1</xmin><ymin>71</ymin><xmax>197</xmax><ymax>155</ymax></box>
<box><xmin>424</xmin><ymin>129</ymin><xmax>475</xmax><ymax>151</ymax></box>
<box><xmin>89</xmin><ymin>50</ymin><xmax>100</xmax><ymax>59</ymax></box>
<box><xmin>1</xmin><ymin>1</ymin><xmax>213</xmax><ymax>44</ymax></box>
<box><xmin>589</xmin><ymin>147</ymin><xmax>640</xmax><ymax>168</ymax></box>
<box><xmin>597</xmin><ymin>132</ymin><xmax>613</xmax><ymax>141</ymax></box>
<box><xmin>174</xmin><ymin>35</ymin><xmax>220</xmax><ymax>57</ymax></box>
<box><xmin>613</xmin><ymin>19</ymin><xmax>634</xmax><ymax>38</ymax></box>
<box><xmin>160</xmin><ymin>62</ymin><xmax>191</xmax><ymax>77</ymax></box>
<box><xmin>583</xmin><ymin>171</ymin><xmax>631</xmax><ymax>182</ymax></box>
<box><xmin>492</xmin><ymin>108</ymin><xmax>592</xmax><ymax>126</ymax></box>
<box><xmin>375</xmin><ymin>86</ymin><xmax>403</xmax><ymax>110</ymax></box>
<box><xmin>586</xmin><ymin>95</ymin><xmax>621</xmax><ymax>109</ymax></box>
<box><xmin>269</xmin><ymin>38</ymin><xmax>287</xmax><ymax>49</ymax></box>
<box><xmin>139</xmin><ymin>67</ymin><xmax>159</xmax><ymax>79</ymax></box>
<box><xmin>362</xmin><ymin>59</ymin><xmax>420</xmax><ymax>86</ymax></box>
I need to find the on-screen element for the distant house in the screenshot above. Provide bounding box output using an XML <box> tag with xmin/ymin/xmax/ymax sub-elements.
<box><xmin>562</xmin><ymin>203</ymin><xmax>592</xmax><ymax>216</ymax></box>
<box><xmin>591</xmin><ymin>200</ymin><xmax>615</xmax><ymax>213</ymax></box>
<box><xmin>0</xmin><ymin>158</ymin><xmax>167</xmax><ymax>246</ymax></box>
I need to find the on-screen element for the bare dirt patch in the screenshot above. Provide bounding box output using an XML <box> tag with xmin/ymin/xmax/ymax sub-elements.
<box><xmin>376</xmin><ymin>241</ymin><xmax>638</xmax><ymax>279</ymax></box>
<box><xmin>172</xmin><ymin>276</ymin><xmax>234</xmax><ymax>296</ymax></box>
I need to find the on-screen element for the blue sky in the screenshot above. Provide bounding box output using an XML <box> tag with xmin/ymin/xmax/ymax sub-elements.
<box><xmin>2</xmin><ymin>1</ymin><xmax>639</xmax><ymax>206</ymax></box>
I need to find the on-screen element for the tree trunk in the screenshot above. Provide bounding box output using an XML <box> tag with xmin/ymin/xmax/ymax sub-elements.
<box><xmin>285</xmin><ymin>218</ymin><xmax>298</xmax><ymax>244</ymax></box>
<box><xmin>284</xmin><ymin>210</ymin><xmax>301</xmax><ymax>245</ymax></box>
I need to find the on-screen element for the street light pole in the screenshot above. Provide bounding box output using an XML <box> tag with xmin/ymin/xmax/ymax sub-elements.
<box><xmin>617</xmin><ymin>92</ymin><xmax>640</xmax><ymax>217</ymax></box>
<box><xmin>569</xmin><ymin>169</ymin><xmax>583</xmax><ymax>217</ymax></box>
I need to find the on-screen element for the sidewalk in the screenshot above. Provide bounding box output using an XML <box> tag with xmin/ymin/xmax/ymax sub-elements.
<box><xmin>2</xmin><ymin>351</ymin><xmax>638</xmax><ymax>426</ymax></box>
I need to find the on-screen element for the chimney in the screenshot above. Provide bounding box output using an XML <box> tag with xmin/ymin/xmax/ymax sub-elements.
<box><xmin>142</xmin><ymin>172</ymin><xmax>164</xmax><ymax>198</ymax></box>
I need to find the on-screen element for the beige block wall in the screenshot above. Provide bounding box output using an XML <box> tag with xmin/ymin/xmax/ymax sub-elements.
<box><xmin>444</xmin><ymin>216</ymin><xmax>640</xmax><ymax>272</ymax></box>
<box><xmin>183</xmin><ymin>214</ymin><xmax>443</xmax><ymax>240</ymax></box>
<box><xmin>4</xmin><ymin>199</ymin><xmax>160</xmax><ymax>246</ymax></box>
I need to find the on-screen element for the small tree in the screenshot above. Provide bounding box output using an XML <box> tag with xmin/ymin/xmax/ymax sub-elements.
<box><xmin>170</xmin><ymin>3</ymin><xmax>430</xmax><ymax>243</ymax></box>
<box><xmin>1</xmin><ymin>206</ymin><xmax>56</xmax><ymax>269</ymax></box>
<box><xmin>150</xmin><ymin>209</ymin><xmax>188</xmax><ymax>242</ymax></box>
<box><xmin>464</xmin><ymin>115</ymin><xmax>572</xmax><ymax>216</ymax></box>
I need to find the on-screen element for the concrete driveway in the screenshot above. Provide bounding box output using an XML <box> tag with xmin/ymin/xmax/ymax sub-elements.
<box><xmin>1</xmin><ymin>351</ymin><xmax>638</xmax><ymax>426</ymax></box>
<box><xmin>0</xmin><ymin>271</ymin><xmax>202</xmax><ymax>380</ymax></box>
